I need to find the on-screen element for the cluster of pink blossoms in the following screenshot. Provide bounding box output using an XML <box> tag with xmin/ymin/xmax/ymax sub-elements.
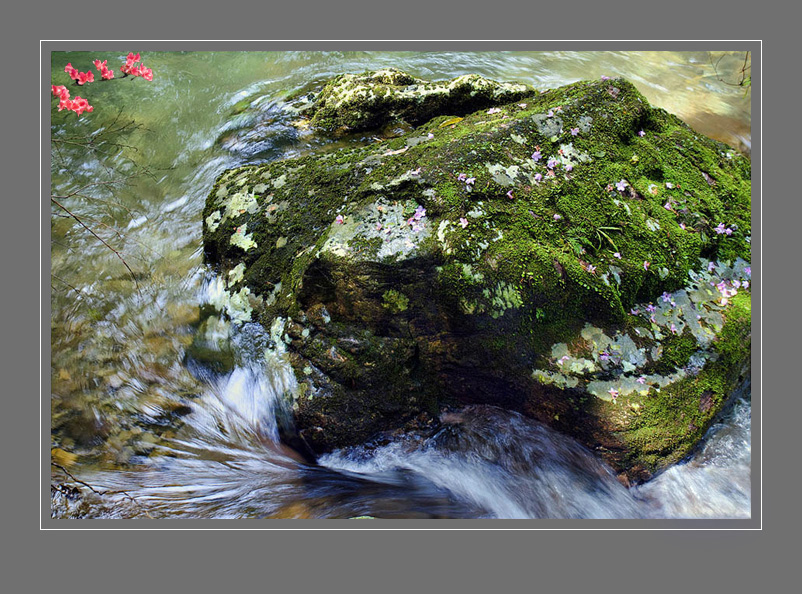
<box><xmin>51</xmin><ymin>85</ymin><xmax>93</xmax><ymax>115</ymax></box>
<box><xmin>64</xmin><ymin>63</ymin><xmax>94</xmax><ymax>85</ymax></box>
<box><xmin>120</xmin><ymin>53</ymin><xmax>153</xmax><ymax>81</ymax></box>
<box><xmin>53</xmin><ymin>53</ymin><xmax>153</xmax><ymax>116</ymax></box>
<box><xmin>93</xmin><ymin>59</ymin><xmax>115</xmax><ymax>80</ymax></box>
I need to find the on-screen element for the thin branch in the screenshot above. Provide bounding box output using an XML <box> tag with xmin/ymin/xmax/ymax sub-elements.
<box><xmin>709</xmin><ymin>51</ymin><xmax>752</xmax><ymax>90</ymax></box>
<box><xmin>51</xmin><ymin>463</ymin><xmax>155</xmax><ymax>519</ymax></box>
<box><xmin>51</xmin><ymin>274</ymin><xmax>85</xmax><ymax>300</ymax></box>
<box><xmin>50</xmin><ymin>197</ymin><xmax>142</xmax><ymax>295</ymax></box>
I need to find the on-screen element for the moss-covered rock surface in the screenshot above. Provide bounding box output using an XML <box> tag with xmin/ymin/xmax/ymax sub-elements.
<box><xmin>202</xmin><ymin>70</ymin><xmax>751</xmax><ymax>482</ymax></box>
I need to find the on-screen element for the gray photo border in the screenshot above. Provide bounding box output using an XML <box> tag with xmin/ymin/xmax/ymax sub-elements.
<box><xmin>40</xmin><ymin>40</ymin><xmax>760</xmax><ymax>531</ymax></box>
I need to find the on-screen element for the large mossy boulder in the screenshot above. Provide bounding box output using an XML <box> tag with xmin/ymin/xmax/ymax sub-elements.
<box><xmin>202</xmin><ymin>71</ymin><xmax>751</xmax><ymax>483</ymax></box>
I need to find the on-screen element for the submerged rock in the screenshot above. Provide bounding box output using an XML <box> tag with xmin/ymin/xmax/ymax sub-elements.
<box><xmin>202</xmin><ymin>70</ymin><xmax>751</xmax><ymax>482</ymax></box>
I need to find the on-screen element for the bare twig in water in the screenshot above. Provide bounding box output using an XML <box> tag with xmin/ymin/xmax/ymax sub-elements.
<box><xmin>50</xmin><ymin>196</ymin><xmax>142</xmax><ymax>295</ymax></box>
<box><xmin>51</xmin><ymin>274</ymin><xmax>85</xmax><ymax>300</ymax></box>
<box><xmin>709</xmin><ymin>51</ymin><xmax>751</xmax><ymax>92</ymax></box>
<box><xmin>51</xmin><ymin>462</ymin><xmax>155</xmax><ymax>519</ymax></box>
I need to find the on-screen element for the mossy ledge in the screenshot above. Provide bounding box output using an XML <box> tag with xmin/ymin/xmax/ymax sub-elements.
<box><xmin>202</xmin><ymin>71</ymin><xmax>751</xmax><ymax>482</ymax></box>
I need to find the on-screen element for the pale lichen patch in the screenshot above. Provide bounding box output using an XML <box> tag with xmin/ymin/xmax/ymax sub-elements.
<box><xmin>230</xmin><ymin>224</ymin><xmax>257</xmax><ymax>251</ymax></box>
<box><xmin>272</xmin><ymin>174</ymin><xmax>288</xmax><ymax>189</ymax></box>
<box><xmin>205</xmin><ymin>210</ymin><xmax>222</xmax><ymax>232</ymax></box>
<box><xmin>532</xmin><ymin>258</ymin><xmax>751</xmax><ymax>401</ymax></box>
<box><xmin>228</xmin><ymin>263</ymin><xmax>246</xmax><ymax>286</ymax></box>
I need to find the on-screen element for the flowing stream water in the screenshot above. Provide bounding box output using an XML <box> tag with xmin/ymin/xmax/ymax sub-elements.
<box><xmin>50</xmin><ymin>50</ymin><xmax>752</xmax><ymax>519</ymax></box>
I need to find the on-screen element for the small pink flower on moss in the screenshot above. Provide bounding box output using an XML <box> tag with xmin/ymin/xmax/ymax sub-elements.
<box><xmin>553</xmin><ymin>214</ymin><xmax>561</xmax><ymax>221</ymax></box>
<box><xmin>646</xmin><ymin>304</ymin><xmax>656</xmax><ymax>314</ymax></box>
<box><xmin>506</xmin><ymin>190</ymin><xmax>514</xmax><ymax>199</ymax></box>
<box><xmin>459</xmin><ymin>217</ymin><xmax>469</xmax><ymax>229</ymax></box>
<box><xmin>565</xmin><ymin>164</ymin><xmax>573</xmax><ymax>172</ymax></box>
<box><xmin>487</xmin><ymin>107</ymin><xmax>501</xmax><ymax>115</ymax></box>
<box><xmin>638</xmin><ymin>130</ymin><xmax>645</xmax><ymax>137</ymax></box>
<box><xmin>335</xmin><ymin>215</ymin><xmax>344</xmax><ymax>224</ymax></box>
<box><xmin>534</xmin><ymin>173</ymin><xmax>543</xmax><ymax>182</ymax></box>
<box><xmin>465</xmin><ymin>177</ymin><xmax>475</xmax><ymax>186</ymax></box>
<box><xmin>531</xmin><ymin>151</ymin><xmax>542</xmax><ymax>161</ymax></box>
<box><xmin>608</xmin><ymin>387</ymin><xmax>619</xmax><ymax>399</ymax></box>
<box><xmin>616</xmin><ymin>179</ymin><xmax>627</xmax><ymax>192</ymax></box>
<box><xmin>547</xmin><ymin>158</ymin><xmax>558</xmax><ymax>169</ymax></box>
<box><xmin>427</xmin><ymin>133</ymin><xmax>434</xmax><ymax>139</ymax></box>
<box><xmin>601</xmin><ymin>75</ymin><xmax>611</xmax><ymax>81</ymax></box>
<box><xmin>570</xmin><ymin>127</ymin><xmax>579</xmax><ymax>136</ymax></box>
<box><xmin>636</xmin><ymin>376</ymin><xmax>646</xmax><ymax>385</ymax></box>
<box><xmin>614</xmin><ymin>252</ymin><xmax>621</xmax><ymax>259</ymax></box>
<box><xmin>586</xmin><ymin>264</ymin><xmax>596</xmax><ymax>274</ymax></box>
<box><xmin>643</xmin><ymin>261</ymin><xmax>650</xmax><ymax>271</ymax></box>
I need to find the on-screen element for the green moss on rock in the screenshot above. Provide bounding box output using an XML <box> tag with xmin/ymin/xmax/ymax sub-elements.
<box><xmin>202</xmin><ymin>71</ymin><xmax>751</xmax><ymax>477</ymax></box>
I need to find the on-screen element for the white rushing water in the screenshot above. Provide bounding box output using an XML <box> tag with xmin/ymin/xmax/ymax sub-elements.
<box><xmin>56</xmin><ymin>355</ymin><xmax>750</xmax><ymax>519</ymax></box>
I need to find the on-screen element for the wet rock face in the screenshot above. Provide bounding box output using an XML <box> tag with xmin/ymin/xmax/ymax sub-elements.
<box><xmin>202</xmin><ymin>71</ymin><xmax>751</xmax><ymax>481</ymax></box>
